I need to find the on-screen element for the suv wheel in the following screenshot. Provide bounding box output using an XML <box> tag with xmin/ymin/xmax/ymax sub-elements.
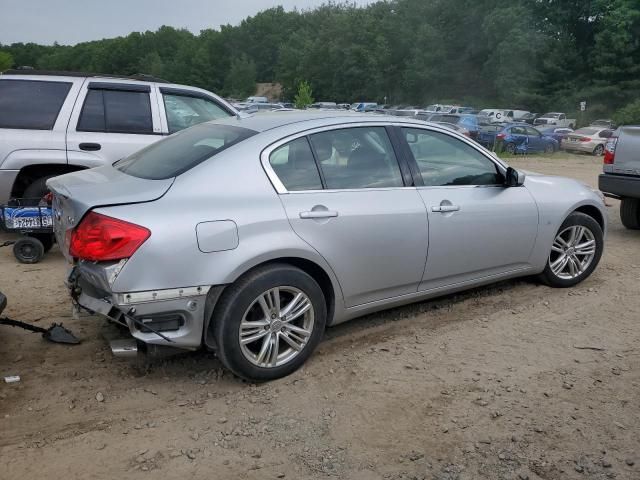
<box><xmin>620</xmin><ymin>198</ymin><xmax>640</xmax><ymax>230</ymax></box>
<box><xmin>23</xmin><ymin>175</ymin><xmax>56</xmax><ymax>205</ymax></box>
<box><xmin>212</xmin><ymin>264</ymin><xmax>327</xmax><ymax>381</ymax></box>
<box><xmin>538</xmin><ymin>212</ymin><xmax>603</xmax><ymax>288</ymax></box>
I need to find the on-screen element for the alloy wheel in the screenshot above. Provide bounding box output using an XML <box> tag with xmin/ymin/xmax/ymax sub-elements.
<box><xmin>548</xmin><ymin>225</ymin><xmax>596</xmax><ymax>280</ymax></box>
<box><xmin>239</xmin><ymin>286</ymin><xmax>315</xmax><ymax>368</ymax></box>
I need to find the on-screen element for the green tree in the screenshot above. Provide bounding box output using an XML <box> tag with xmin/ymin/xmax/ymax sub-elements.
<box><xmin>294</xmin><ymin>80</ymin><xmax>314</xmax><ymax>109</ymax></box>
<box><xmin>224</xmin><ymin>55</ymin><xmax>257</xmax><ymax>98</ymax></box>
<box><xmin>0</xmin><ymin>51</ymin><xmax>14</xmax><ymax>71</ymax></box>
<box><xmin>614</xmin><ymin>99</ymin><xmax>640</xmax><ymax>126</ymax></box>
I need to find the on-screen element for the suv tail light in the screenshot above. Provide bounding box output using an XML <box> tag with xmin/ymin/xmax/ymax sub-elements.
<box><xmin>70</xmin><ymin>211</ymin><xmax>150</xmax><ymax>261</ymax></box>
<box><xmin>604</xmin><ymin>136</ymin><xmax>618</xmax><ymax>164</ymax></box>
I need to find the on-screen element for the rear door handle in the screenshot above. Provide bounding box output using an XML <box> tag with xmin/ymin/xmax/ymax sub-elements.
<box><xmin>299</xmin><ymin>210</ymin><xmax>339</xmax><ymax>219</ymax></box>
<box><xmin>431</xmin><ymin>205</ymin><xmax>460</xmax><ymax>213</ymax></box>
<box><xmin>79</xmin><ymin>143</ymin><xmax>102</xmax><ymax>151</ymax></box>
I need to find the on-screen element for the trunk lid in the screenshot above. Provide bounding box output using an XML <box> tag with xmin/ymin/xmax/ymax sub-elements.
<box><xmin>47</xmin><ymin>165</ymin><xmax>174</xmax><ymax>260</ymax></box>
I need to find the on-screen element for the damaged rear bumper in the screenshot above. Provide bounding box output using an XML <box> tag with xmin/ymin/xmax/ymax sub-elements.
<box><xmin>68</xmin><ymin>263</ymin><xmax>212</xmax><ymax>351</ymax></box>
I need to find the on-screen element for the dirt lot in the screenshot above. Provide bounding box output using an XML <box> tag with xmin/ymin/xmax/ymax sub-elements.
<box><xmin>1</xmin><ymin>153</ymin><xmax>638</xmax><ymax>480</ymax></box>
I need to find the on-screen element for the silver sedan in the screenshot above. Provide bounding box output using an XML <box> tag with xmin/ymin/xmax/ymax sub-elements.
<box><xmin>48</xmin><ymin>112</ymin><xmax>606</xmax><ymax>381</ymax></box>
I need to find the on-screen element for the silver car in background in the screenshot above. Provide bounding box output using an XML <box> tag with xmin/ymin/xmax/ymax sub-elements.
<box><xmin>48</xmin><ymin>112</ymin><xmax>606</xmax><ymax>381</ymax></box>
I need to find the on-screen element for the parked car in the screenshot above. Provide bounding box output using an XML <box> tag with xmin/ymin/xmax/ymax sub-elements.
<box><xmin>590</xmin><ymin>119</ymin><xmax>617</xmax><ymax>130</ymax></box>
<box><xmin>533</xmin><ymin>112</ymin><xmax>576</xmax><ymax>129</ymax></box>
<box><xmin>519</xmin><ymin>112</ymin><xmax>539</xmax><ymax>125</ymax></box>
<box><xmin>432</xmin><ymin>121</ymin><xmax>471</xmax><ymax>137</ymax></box>
<box><xmin>351</xmin><ymin>102</ymin><xmax>378</xmax><ymax>112</ymax></box>
<box><xmin>538</xmin><ymin>127</ymin><xmax>574</xmax><ymax>146</ymax></box>
<box><xmin>309</xmin><ymin>102</ymin><xmax>338</xmax><ymax>109</ymax></box>
<box><xmin>49</xmin><ymin>112</ymin><xmax>606</xmax><ymax>381</ymax></box>
<box><xmin>243</xmin><ymin>103</ymin><xmax>287</xmax><ymax>113</ymax></box>
<box><xmin>246</xmin><ymin>96</ymin><xmax>268</xmax><ymax>104</ymax></box>
<box><xmin>562</xmin><ymin>127</ymin><xmax>614</xmax><ymax>156</ymax></box>
<box><xmin>0</xmin><ymin>70</ymin><xmax>236</xmax><ymax>204</ymax></box>
<box><xmin>598</xmin><ymin>126</ymin><xmax>640</xmax><ymax>229</ymax></box>
<box><xmin>477</xmin><ymin>109</ymin><xmax>513</xmax><ymax>125</ymax></box>
<box><xmin>426</xmin><ymin>113</ymin><xmax>480</xmax><ymax>140</ymax></box>
<box><xmin>492</xmin><ymin>124</ymin><xmax>559</xmax><ymax>154</ymax></box>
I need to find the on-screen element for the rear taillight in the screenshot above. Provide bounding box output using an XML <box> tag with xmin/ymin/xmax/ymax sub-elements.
<box><xmin>496</xmin><ymin>133</ymin><xmax>506</xmax><ymax>140</ymax></box>
<box><xmin>579</xmin><ymin>137</ymin><xmax>591</xmax><ymax>142</ymax></box>
<box><xmin>604</xmin><ymin>136</ymin><xmax>618</xmax><ymax>164</ymax></box>
<box><xmin>70</xmin><ymin>211</ymin><xmax>150</xmax><ymax>261</ymax></box>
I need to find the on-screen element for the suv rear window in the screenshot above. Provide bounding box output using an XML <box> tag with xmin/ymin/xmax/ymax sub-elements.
<box><xmin>115</xmin><ymin>123</ymin><xmax>257</xmax><ymax>179</ymax></box>
<box><xmin>0</xmin><ymin>79</ymin><xmax>71</xmax><ymax>130</ymax></box>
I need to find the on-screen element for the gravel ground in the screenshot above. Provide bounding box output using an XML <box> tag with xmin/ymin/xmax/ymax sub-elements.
<box><xmin>0</xmin><ymin>153</ymin><xmax>638</xmax><ymax>480</ymax></box>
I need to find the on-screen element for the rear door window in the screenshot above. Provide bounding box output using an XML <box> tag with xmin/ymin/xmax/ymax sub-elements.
<box><xmin>309</xmin><ymin>127</ymin><xmax>404</xmax><ymax>190</ymax></box>
<box><xmin>115</xmin><ymin>123</ymin><xmax>256</xmax><ymax>179</ymax></box>
<box><xmin>0</xmin><ymin>79</ymin><xmax>71</xmax><ymax>130</ymax></box>
<box><xmin>78</xmin><ymin>89</ymin><xmax>153</xmax><ymax>134</ymax></box>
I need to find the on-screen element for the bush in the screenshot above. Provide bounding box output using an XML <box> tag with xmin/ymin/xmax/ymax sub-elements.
<box><xmin>614</xmin><ymin>100</ymin><xmax>640</xmax><ymax>126</ymax></box>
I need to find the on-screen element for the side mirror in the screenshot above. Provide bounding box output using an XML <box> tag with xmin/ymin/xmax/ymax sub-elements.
<box><xmin>505</xmin><ymin>167</ymin><xmax>526</xmax><ymax>187</ymax></box>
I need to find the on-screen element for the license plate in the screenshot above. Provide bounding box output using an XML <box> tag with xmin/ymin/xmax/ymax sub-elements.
<box><xmin>3</xmin><ymin>208</ymin><xmax>53</xmax><ymax>229</ymax></box>
<box><xmin>570</xmin><ymin>138</ymin><xmax>578</xmax><ymax>142</ymax></box>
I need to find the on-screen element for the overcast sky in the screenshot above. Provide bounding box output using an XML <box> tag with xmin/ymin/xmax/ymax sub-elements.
<box><xmin>0</xmin><ymin>0</ymin><xmax>375</xmax><ymax>45</ymax></box>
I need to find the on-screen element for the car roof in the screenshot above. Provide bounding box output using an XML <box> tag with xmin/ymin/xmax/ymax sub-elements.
<box><xmin>208</xmin><ymin>111</ymin><xmax>428</xmax><ymax>133</ymax></box>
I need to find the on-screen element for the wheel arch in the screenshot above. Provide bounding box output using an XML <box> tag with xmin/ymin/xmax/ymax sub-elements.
<box><xmin>203</xmin><ymin>255</ymin><xmax>341</xmax><ymax>350</ymax></box>
<box><xmin>12</xmin><ymin>163</ymin><xmax>88</xmax><ymax>198</ymax></box>
<box><xmin>572</xmin><ymin>204</ymin><xmax>605</xmax><ymax>232</ymax></box>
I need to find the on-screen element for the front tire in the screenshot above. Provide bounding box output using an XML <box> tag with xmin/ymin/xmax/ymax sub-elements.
<box><xmin>620</xmin><ymin>198</ymin><xmax>640</xmax><ymax>230</ymax></box>
<box><xmin>593</xmin><ymin>144</ymin><xmax>604</xmax><ymax>156</ymax></box>
<box><xmin>212</xmin><ymin>264</ymin><xmax>327</xmax><ymax>381</ymax></box>
<box><xmin>544</xmin><ymin>143</ymin><xmax>555</xmax><ymax>154</ymax></box>
<box><xmin>538</xmin><ymin>212</ymin><xmax>603</xmax><ymax>288</ymax></box>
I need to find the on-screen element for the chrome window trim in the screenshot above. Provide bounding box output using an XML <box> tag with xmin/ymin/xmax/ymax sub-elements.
<box><xmin>260</xmin><ymin>120</ymin><xmax>508</xmax><ymax>194</ymax></box>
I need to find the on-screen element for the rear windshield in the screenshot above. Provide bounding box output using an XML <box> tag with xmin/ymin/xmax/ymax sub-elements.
<box><xmin>115</xmin><ymin>123</ymin><xmax>257</xmax><ymax>180</ymax></box>
<box><xmin>0</xmin><ymin>79</ymin><xmax>71</xmax><ymax>130</ymax></box>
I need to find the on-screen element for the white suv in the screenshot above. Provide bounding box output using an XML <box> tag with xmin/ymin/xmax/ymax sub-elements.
<box><xmin>0</xmin><ymin>70</ymin><xmax>236</xmax><ymax>203</ymax></box>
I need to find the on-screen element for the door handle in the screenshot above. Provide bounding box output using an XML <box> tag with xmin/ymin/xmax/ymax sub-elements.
<box><xmin>299</xmin><ymin>210</ymin><xmax>339</xmax><ymax>219</ymax></box>
<box><xmin>431</xmin><ymin>205</ymin><xmax>460</xmax><ymax>213</ymax></box>
<box><xmin>79</xmin><ymin>143</ymin><xmax>102</xmax><ymax>151</ymax></box>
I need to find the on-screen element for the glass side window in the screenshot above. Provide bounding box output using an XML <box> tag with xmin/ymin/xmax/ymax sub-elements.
<box><xmin>525</xmin><ymin>127</ymin><xmax>541</xmax><ymax>136</ymax></box>
<box><xmin>402</xmin><ymin>128</ymin><xmax>502</xmax><ymax>187</ymax></box>
<box><xmin>163</xmin><ymin>93</ymin><xmax>231</xmax><ymax>134</ymax></box>
<box><xmin>269</xmin><ymin>137</ymin><xmax>323</xmax><ymax>191</ymax></box>
<box><xmin>78</xmin><ymin>89</ymin><xmax>153</xmax><ymax>134</ymax></box>
<box><xmin>309</xmin><ymin>127</ymin><xmax>404</xmax><ymax>189</ymax></box>
<box><xmin>0</xmin><ymin>80</ymin><xmax>71</xmax><ymax>130</ymax></box>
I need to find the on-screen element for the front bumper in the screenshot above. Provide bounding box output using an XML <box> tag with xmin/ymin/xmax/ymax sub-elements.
<box><xmin>70</xmin><ymin>265</ymin><xmax>211</xmax><ymax>350</ymax></box>
<box><xmin>599</xmin><ymin>174</ymin><xmax>640</xmax><ymax>199</ymax></box>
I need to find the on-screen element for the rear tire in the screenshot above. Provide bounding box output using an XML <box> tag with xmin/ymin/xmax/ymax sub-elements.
<box><xmin>620</xmin><ymin>198</ymin><xmax>640</xmax><ymax>230</ymax></box>
<box><xmin>544</xmin><ymin>143</ymin><xmax>555</xmax><ymax>154</ymax></box>
<box><xmin>212</xmin><ymin>264</ymin><xmax>327</xmax><ymax>381</ymax></box>
<box><xmin>593</xmin><ymin>144</ymin><xmax>604</xmax><ymax>156</ymax></box>
<box><xmin>23</xmin><ymin>175</ymin><xmax>56</xmax><ymax>205</ymax></box>
<box><xmin>504</xmin><ymin>143</ymin><xmax>516</xmax><ymax>155</ymax></box>
<box><xmin>538</xmin><ymin>212</ymin><xmax>603</xmax><ymax>288</ymax></box>
<box><xmin>13</xmin><ymin>237</ymin><xmax>45</xmax><ymax>264</ymax></box>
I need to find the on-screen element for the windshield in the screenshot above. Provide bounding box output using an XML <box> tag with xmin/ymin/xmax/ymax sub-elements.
<box><xmin>543</xmin><ymin>113</ymin><xmax>561</xmax><ymax>118</ymax></box>
<box><xmin>116</xmin><ymin>123</ymin><xmax>257</xmax><ymax>180</ymax></box>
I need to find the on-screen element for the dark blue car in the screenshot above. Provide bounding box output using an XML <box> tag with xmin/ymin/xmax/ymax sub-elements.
<box><xmin>494</xmin><ymin>124</ymin><xmax>559</xmax><ymax>154</ymax></box>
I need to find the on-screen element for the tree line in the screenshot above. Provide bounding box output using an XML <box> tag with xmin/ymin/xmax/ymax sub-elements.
<box><xmin>1</xmin><ymin>0</ymin><xmax>639</xmax><ymax>122</ymax></box>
